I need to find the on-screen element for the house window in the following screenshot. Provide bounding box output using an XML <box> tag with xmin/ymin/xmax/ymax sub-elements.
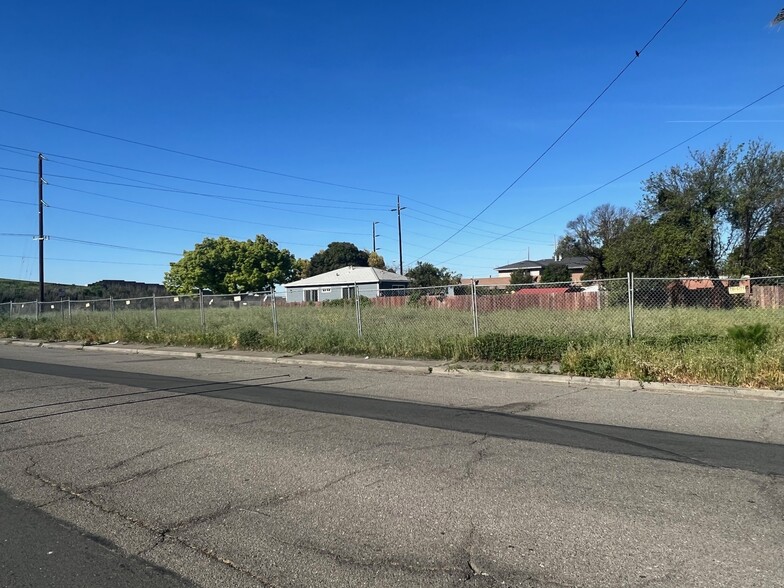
<box><xmin>321</xmin><ymin>287</ymin><xmax>332</xmax><ymax>293</ymax></box>
<box><xmin>342</xmin><ymin>286</ymin><xmax>356</xmax><ymax>299</ymax></box>
<box><xmin>304</xmin><ymin>289</ymin><xmax>319</xmax><ymax>302</ymax></box>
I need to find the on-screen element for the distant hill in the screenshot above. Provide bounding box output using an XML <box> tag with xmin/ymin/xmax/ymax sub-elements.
<box><xmin>0</xmin><ymin>278</ymin><xmax>168</xmax><ymax>303</ymax></box>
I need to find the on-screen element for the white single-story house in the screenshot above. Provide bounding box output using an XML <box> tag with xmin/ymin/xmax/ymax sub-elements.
<box><xmin>283</xmin><ymin>266</ymin><xmax>409</xmax><ymax>303</ymax></box>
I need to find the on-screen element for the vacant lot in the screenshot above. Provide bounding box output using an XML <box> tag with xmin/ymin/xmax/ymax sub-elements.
<box><xmin>2</xmin><ymin>302</ymin><xmax>783</xmax><ymax>387</ymax></box>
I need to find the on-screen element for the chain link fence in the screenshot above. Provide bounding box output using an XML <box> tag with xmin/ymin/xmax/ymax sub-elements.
<box><xmin>2</xmin><ymin>275</ymin><xmax>783</xmax><ymax>349</ymax></box>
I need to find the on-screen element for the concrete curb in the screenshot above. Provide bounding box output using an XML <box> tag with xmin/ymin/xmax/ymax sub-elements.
<box><xmin>3</xmin><ymin>338</ymin><xmax>783</xmax><ymax>401</ymax></box>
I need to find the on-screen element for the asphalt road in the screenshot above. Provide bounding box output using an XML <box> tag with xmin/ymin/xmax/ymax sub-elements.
<box><xmin>0</xmin><ymin>489</ymin><xmax>194</xmax><ymax>588</ymax></box>
<box><xmin>1</xmin><ymin>344</ymin><xmax>782</xmax><ymax>587</ymax></box>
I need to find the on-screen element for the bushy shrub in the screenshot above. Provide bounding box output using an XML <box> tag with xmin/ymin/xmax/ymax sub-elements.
<box><xmin>237</xmin><ymin>328</ymin><xmax>268</xmax><ymax>350</ymax></box>
<box><xmin>561</xmin><ymin>345</ymin><xmax>616</xmax><ymax>378</ymax></box>
<box><xmin>727</xmin><ymin>323</ymin><xmax>771</xmax><ymax>354</ymax></box>
<box><xmin>471</xmin><ymin>333</ymin><xmax>568</xmax><ymax>362</ymax></box>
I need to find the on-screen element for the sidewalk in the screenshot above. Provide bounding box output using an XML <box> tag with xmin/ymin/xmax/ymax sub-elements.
<box><xmin>3</xmin><ymin>338</ymin><xmax>783</xmax><ymax>401</ymax></box>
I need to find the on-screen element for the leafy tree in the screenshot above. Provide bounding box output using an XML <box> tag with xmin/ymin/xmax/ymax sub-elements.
<box><xmin>726</xmin><ymin>225</ymin><xmax>784</xmax><ymax>276</ymax></box>
<box><xmin>293</xmin><ymin>258</ymin><xmax>310</xmax><ymax>280</ymax></box>
<box><xmin>307</xmin><ymin>242</ymin><xmax>369</xmax><ymax>276</ymax></box>
<box><xmin>604</xmin><ymin>218</ymin><xmax>696</xmax><ymax>277</ymax></box>
<box><xmin>164</xmin><ymin>235</ymin><xmax>297</xmax><ymax>294</ymax></box>
<box><xmin>555</xmin><ymin>203</ymin><xmax>633</xmax><ymax>278</ymax></box>
<box><xmin>726</xmin><ymin>140</ymin><xmax>784</xmax><ymax>274</ymax></box>
<box><xmin>508</xmin><ymin>269</ymin><xmax>535</xmax><ymax>286</ymax></box>
<box><xmin>640</xmin><ymin>142</ymin><xmax>738</xmax><ymax>277</ymax></box>
<box><xmin>540</xmin><ymin>263</ymin><xmax>571</xmax><ymax>283</ymax></box>
<box><xmin>406</xmin><ymin>262</ymin><xmax>461</xmax><ymax>288</ymax></box>
<box><xmin>368</xmin><ymin>251</ymin><xmax>386</xmax><ymax>269</ymax></box>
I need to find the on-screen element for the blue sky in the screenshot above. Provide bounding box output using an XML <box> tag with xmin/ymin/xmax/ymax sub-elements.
<box><xmin>1</xmin><ymin>1</ymin><xmax>782</xmax><ymax>287</ymax></box>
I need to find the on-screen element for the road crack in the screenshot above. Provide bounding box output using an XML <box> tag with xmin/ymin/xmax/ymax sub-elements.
<box><xmin>0</xmin><ymin>433</ymin><xmax>95</xmax><ymax>454</ymax></box>
<box><xmin>23</xmin><ymin>457</ymin><xmax>281</xmax><ymax>587</ymax></box>
<box><xmin>256</xmin><ymin>464</ymin><xmax>388</xmax><ymax>508</ymax></box>
<box><xmin>104</xmin><ymin>443</ymin><xmax>171</xmax><ymax>470</ymax></box>
<box><xmin>83</xmin><ymin>453</ymin><xmax>219</xmax><ymax>492</ymax></box>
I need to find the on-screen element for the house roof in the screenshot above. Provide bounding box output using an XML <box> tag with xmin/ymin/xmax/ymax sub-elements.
<box><xmin>495</xmin><ymin>257</ymin><xmax>591</xmax><ymax>272</ymax></box>
<box><xmin>284</xmin><ymin>266</ymin><xmax>409</xmax><ymax>288</ymax></box>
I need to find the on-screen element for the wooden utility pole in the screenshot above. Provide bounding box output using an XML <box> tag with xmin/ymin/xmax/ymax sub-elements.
<box><xmin>372</xmin><ymin>221</ymin><xmax>379</xmax><ymax>253</ymax></box>
<box><xmin>391</xmin><ymin>196</ymin><xmax>405</xmax><ymax>274</ymax></box>
<box><xmin>37</xmin><ymin>153</ymin><xmax>45</xmax><ymax>305</ymax></box>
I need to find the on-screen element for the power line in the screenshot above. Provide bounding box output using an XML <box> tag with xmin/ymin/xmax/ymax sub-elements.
<box><xmin>0</xmin><ymin>166</ymin><xmax>386</xmax><ymax>214</ymax></box>
<box><xmin>0</xmin><ymin>109</ymin><xmax>397</xmax><ymax>196</ymax></box>
<box><xmin>46</xmin><ymin>183</ymin><xmax>368</xmax><ymax>237</ymax></box>
<box><xmin>435</xmin><ymin>79</ymin><xmax>784</xmax><ymax>266</ymax></box>
<box><xmin>0</xmin><ymin>194</ymin><xmax>328</xmax><ymax>252</ymax></box>
<box><xmin>1</xmin><ymin>141</ymin><xmax>559</xmax><ymax>238</ymax></box>
<box><xmin>40</xmin><ymin>151</ymin><xmax>390</xmax><ymax>208</ymax></box>
<box><xmin>0</xmin><ymin>253</ymin><xmax>164</xmax><ymax>267</ymax></box>
<box><xmin>48</xmin><ymin>236</ymin><xmax>178</xmax><ymax>256</ymax></box>
<box><xmin>402</xmin><ymin>195</ymin><xmax>553</xmax><ymax>236</ymax></box>
<box><xmin>416</xmin><ymin>0</ymin><xmax>690</xmax><ymax>261</ymax></box>
<box><xmin>2</xmin><ymin>148</ymin><xmax>550</xmax><ymax>242</ymax></box>
<box><xmin>0</xmin><ymin>142</ymin><xmax>553</xmax><ymax>242</ymax></box>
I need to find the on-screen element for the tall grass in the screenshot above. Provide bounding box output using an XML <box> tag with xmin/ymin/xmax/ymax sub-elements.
<box><xmin>2</xmin><ymin>304</ymin><xmax>783</xmax><ymax>388</ymax></box>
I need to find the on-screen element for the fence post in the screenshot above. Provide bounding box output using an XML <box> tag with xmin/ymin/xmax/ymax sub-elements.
<box><xmin>271</xmin><ymin>288</ymin><xmax>279</xmax><ymax>337</ymax></box>
<box><xmin>471</xmin><ymin>281</ymin><xmax>479</xmax><ymax>337</ymax></box>
<box><xmin>110</xmin><ymin>297</ymin><xmax>115</xmax><ymax>321</ymax></box>
<box><xmin>354</xmin><ymin>283</ymin><xmax>363</xmax><ymax>337</ymax></box>
<box><xmin>152</xmin><ymin>293</ymin><xmax>158</xmax><ymax>329</ymax></box>
<box><xmin>67</xmin><ymin>299</ymin><xmax>71</xmax><ymax>321</ymax></box>
<box><xmin>9</xmin><ymin>302</ymin><xmax>12</xmax><ymax>317</ymax></box>
<box><xmin>35</xmin><ymin>300</ymin><xmax>39</xmax><ymax>320</ymax></box>
<box><xmin>627</xmin><ymin>272</ymin><xmax>635</xmax><ymax>339</ymax></box>
<box><xmin>199</xmin><ymin>289</ymin><xmax>206</xmax><ymax>331</ymax></box>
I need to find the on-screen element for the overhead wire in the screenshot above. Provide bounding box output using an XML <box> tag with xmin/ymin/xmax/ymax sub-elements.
<box><xmin>416</xmin><ymin>0</ymin><xmax>691</xmax><ymax>261</ymax></box>
<box><xmin>48</xmin><ymin>236</ymin><xmax>178</xmax><ymax>256</ymax></box>
<box><xmin>0</xmin><ymin>108</ymin><xmax>397</xmax><ymax>196</ymax></box>
<box><xmin>0</xmin><ymin>166</ymin><xmax>386</xmax><ymax>217</ymax></box>
<box><xmin>0</xmin><ymin>253</ymin><xmax>165</xmax><ymax>267</ymax></box>
<box><xmin>46</xmin><ymin>183</ymin><xmax>367</xmax><ymax>237</ymax></box>
<box><xmin>2</xmin><ymin>143</ymin><xmax>554</xmax><ymax>243</ymax></box>
<box><xmin>435</xmin><ymin>79</ymin><xmax>784</xmax><ymax>265</ymax></box>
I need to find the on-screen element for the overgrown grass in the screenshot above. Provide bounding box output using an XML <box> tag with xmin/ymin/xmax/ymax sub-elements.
<box><xmin>1</xmin><ymin>304</ymin><xmax>783</xmax><ymax>388</ymax></box>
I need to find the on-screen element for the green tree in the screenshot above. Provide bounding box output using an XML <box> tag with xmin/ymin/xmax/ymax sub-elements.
<box><xmin>508</xmin><ymin>269</ymin><xmax>534</xmax><ymax>286</ymax></box>
<box><xmin>555</xmin><ymin>203</ymin><xmax>633</xmax><ymax>278</ymax></box>
<box><xmin>640</xmin><ymin>142</ymin><xmax>738</xmax><ymax>277</ymax></box>
<box><xmin>406</xmin><ymin>262</ymin><xmax>461</xmax><ymax>288</ymax></box>
<box><xmin>540</xmin><ymin>263</ymin><xmax>571</xmax><ymax>283</ymax></box>
<box><xmin>726</xmin><ymin>140</ymin><xmax>784</xmax><ymax>274</ymax></box>
<box><xmin>164</xmin><ymin>235</ymin><xmax>297</xmax><ymax>294</ymax></box>
<box><xmin>604</xmin><ymin>218</ymin><xmax>696</xmax><ymax>277</ymax></box>
<box><xmin>368</xmin><ymin>251</ymin><xmax>386</xmax><ymax>269</ymax></box>
<box><xmin>726</xmin><ymin>225</ymin><xmax>784</xmax><ymax>276</ymax></box>
<box><xmin>307</xmin><ymin>242</ymin><xmax>369</xmax><ymax>276</ymax></box>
